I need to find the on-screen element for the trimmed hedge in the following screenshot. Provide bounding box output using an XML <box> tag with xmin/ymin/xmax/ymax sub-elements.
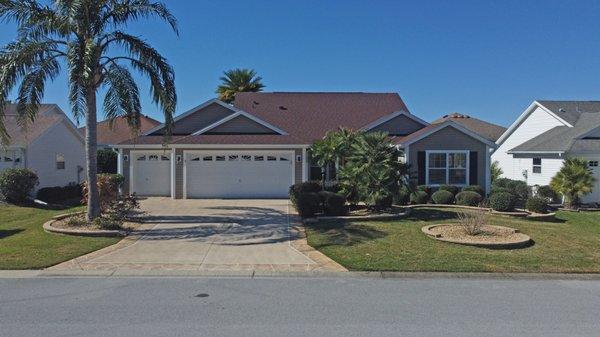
<box><xmin>296</xmin><ymin>192</ymin><xmax>320</xmax><ymax>218</ymax></box>
<box><xmin>431</xmin><ymin>190</ymin><xmax>454</xmax><ymax>204</ymax></box>
<box><xmin>417</xmin><ymin>185</ymin><xmax>431</xmax><ymax>196</ymax></box>
<box><xmin>324</xmin><ymin>193</ymin><xmax>347</xmax><ymax>216</ymax></box>
<box><xmin>462</xmin><ymin>185</ymin><xmax>485</xmax><ymax>197</ymax></box>
<box><xmin>439</xmin><ymin>185</ymin><xmax>459</xmax><ymax>195</ymax></box>
<box><xmin>289</xmin><ymin>181</ymin><xmax>321</xmax><ymax>206</ymax></box>
<box><xmin>488</xmin><ymin>192</ymin><xmax>515</xmax><ymax>212</ymax></box>
<box><xmin>0</xmin><ymin>168</ymin><xmax>39</xmax><ymax>203</ymax></box>
<box><xmin>526</xmin><ymin>196</ymin><xmax>548</xmax><ymax>214</ymax></box>
<box><xmin>492</xmin><ymin>178</ymin><xmax>531</xmax><ymax>207</ymax></box>
<box><xmin>455</xmin><ymin>191</ymin><xmax>482</xmax><ymax>206</ymax></box>
<box><xmin>97</xmin><ymin>148</ymin><xmax>117</xmax><ymax>174</ymax></box>
<box><xmin>490</xmin><ymin>186</ymin><xmax>511</xmax><ymax>196</ymax></box>
<box><xmin>410</xmin><ymin>190</ymin><xmax>429</xmax><ymax>204</ymax></box>
<box><xmin>36</xmin><ymin>183</ymin><xmax>82</xmax><ymax>204</ymax></box>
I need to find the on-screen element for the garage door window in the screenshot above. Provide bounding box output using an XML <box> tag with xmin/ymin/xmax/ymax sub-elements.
<box><xmin>216</xmin><ymin>156</ymin><xmax>225</xmax><ymax>161</ymax></box>
<box><xmin>242</xmin><ymin>155</ymin><xmax>251</xmax><ymax>161</ymax></box>
<box><xmin>254</xmin><ymin>155</ymin><xmax>264</xmax><ymax>161</ymax></box>
<box><xmin>279</xmin><ymin>157</ymin><xmax>289</xmax><ymax>161</ymax></box>
<box><xmin>228</xmin><ymin>155</ymin><xmax>238</xmax><ymax>161</ymax></box>
<box><xmin>148</xmin><ymin>155</ymin><xmax>159</xmax><ymax>161</ymax></box>
<box><xmin>161</xmin><ymin>155</ymin><xmax>170</xmax><ymax>161</ymax></box>
<box><xmin>267</xmin><ymin>156</ymin><xmax>276</xmax><ymax>161</ymax></box>
<box><xmin>137</xmin><ymin>155</ymin><xmax>146</xmax><ymax>161</ymax></box>
<box><xmin>202</xmin><ymin>156</ymin><xmax>212</xmax><ymax>161</ymax></box>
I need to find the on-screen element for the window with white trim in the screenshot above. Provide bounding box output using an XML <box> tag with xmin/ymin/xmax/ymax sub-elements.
<box><xmin>426</xmin><ymin>151</ymin><xmax>468</xmax><ymax>185</ymax></box>
<box><xmin>532</xmin><ymin>158</ymin><xmax>542</xmax><ymax>174</ymax></box>
<box><xmin>56</xmin><ymin>154</ymin><xmax>65</xmax><ymax>170</ymax></box>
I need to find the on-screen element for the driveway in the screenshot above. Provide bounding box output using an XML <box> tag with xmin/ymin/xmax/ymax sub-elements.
<box><xmin>50</xmin><ymin>198</ymin><xmax>344</xmax><ymax>272</ymax></box>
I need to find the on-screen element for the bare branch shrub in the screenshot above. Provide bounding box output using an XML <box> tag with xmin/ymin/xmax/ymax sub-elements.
<box><xmin>456</xmin><ymin>210</ymin><xmax>487</xmax><ymax>236</ymax></box>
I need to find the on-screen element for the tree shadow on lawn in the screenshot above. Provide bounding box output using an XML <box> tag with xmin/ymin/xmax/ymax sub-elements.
<box><xmin>405</xmin><ymin>208</ymin><xmax>458</xmax><ymax>222</ymax></box>
<box><xmin>0</xmin><ymin>229</ymin><xmax>24</xmax><ymax>239</ymax></box>
<box><xmin>308</xmin><ymin>220</ymin><xmax>388</xmax><ymax>248</ymax></box>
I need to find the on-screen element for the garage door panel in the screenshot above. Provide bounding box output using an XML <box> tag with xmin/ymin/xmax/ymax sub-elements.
<box><xmin>186</xmin><ymin>152</ymin><xmax>293</xmax><ymax>198</ymax></box>
<box><xmin>132</xmin><ymin>152</ymin><xmax>171</xmax><ymax>196</ymax></box>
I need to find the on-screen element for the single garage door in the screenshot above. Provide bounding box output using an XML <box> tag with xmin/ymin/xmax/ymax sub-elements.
<box><xmin>185</xmin><ymin>151</ymin><xmax>294</xmax><ymax>198</ymax></box>
<box><xmin>131</xmin><ymin>152</ymin><xmax>171</xmax><ymax>196</ymax></box>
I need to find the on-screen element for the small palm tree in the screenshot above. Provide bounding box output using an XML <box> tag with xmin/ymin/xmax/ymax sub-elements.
<box><xmin>491</xmin><ymin>160</ymin><xmax>503</xmax><ymax>182</ymax></box>
<box><xmin>216</xmin><ymin>68</ymin><xmax>264</xmax><ymax>103</ymax></box>
<box><xmin>309</xmin><ymin>127</ymin><xmax>356</xmax><ymax>186</ymax></box>
<box><xmin>550</xmin><ymin>158</ymin><xmax>596</xmax><ymax>208</ymax></box>
<box><xmin>0</xmin><ymin>0</ymin><xmax>178</xmax><ymax>221</ymax></box>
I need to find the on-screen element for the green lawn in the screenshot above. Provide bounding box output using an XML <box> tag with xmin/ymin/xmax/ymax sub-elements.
<box><xmin>0</xmin><ymin>204</ymin><xmax>120</xmax><ymax>269</ymax></box>
<box><xmin>306</xmin><ymin>208</ymin><xmax>600</xmax><ymax>273</ymax></box>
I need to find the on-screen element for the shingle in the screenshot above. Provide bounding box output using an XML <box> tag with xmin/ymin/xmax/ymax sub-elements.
<box><xmin>79</xmin><ymin>115</ymin><xmax>160</xmax><ymax>145</ymax></box>
<box><xmin>537</xmin><ymin>100</ymin><xmax>600</xmax><ymax>125</ymax></box>
<box><xmin>2</xmin><ymin>104</ymin><xmax>62</xmax><ymax>145</ymax></box>
<box><xmin>431</xmin><ymin>113</ymin><xmax>506</xmax><ymax>141</ymax></box>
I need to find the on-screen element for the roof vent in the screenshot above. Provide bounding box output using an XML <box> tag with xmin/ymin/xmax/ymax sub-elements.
<box><xmin>559</xmin><ymin>108</ymin><xmax>566</xmax><ymax>112</ymax></box>
<box><xmin>252</xmin><ymin>101</ymin><xmax>259</xmax><ymax>105</ymax></box>
<box><xmin>445</xmin><ymin>113</ymin><xmax>469</xmax><ymax>119</ymax></box>
<box><xmin>279</xmin><ymin>106</ymin><xmax>287</xmax><ymax>111</ymax></box>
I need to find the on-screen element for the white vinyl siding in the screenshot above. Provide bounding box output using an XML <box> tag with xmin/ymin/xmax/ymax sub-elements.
<box><xmin>512</xmin><ymin>156</ymin><xmax>564</xmax><ymax>186</ymax></box>
<box><xmin>492</xmin><ymin>106</ymin><xmax>567</xmax><ymax>181</ymax></box>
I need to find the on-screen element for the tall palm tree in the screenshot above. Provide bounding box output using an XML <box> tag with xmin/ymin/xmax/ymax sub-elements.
<box><xmin>216</xmin><ymin>68</ymin><xmax>264</xmax><ymax>103</ymax></box>
<box><xmin>0</xmin><ymin>0</ymin><xmax>178</xmax><ymax>221</ymax></box>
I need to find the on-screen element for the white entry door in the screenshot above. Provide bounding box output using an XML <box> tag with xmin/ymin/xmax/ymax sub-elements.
<box><xmin>185</xmin><ymin>151</ymin><xmax>294</xmax><ymax>198</ymax></box>
<box><xmin>131</xmin><ymin>152</ymin><xmax>171</xmax><ymax>196</ymax></box>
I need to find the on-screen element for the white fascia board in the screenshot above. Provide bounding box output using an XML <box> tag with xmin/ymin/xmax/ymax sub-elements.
<box><xmin>507</xmin><ymin>150</ymin><xmax>565</xmax><ymax>154</ymax></box>
<box><xmin>362</xmin><ymin>110</ymin><xmax>429</xmax><ymax>131</ymax></box>
<box><xmin>191</xmin><ymin>110</ymin><xmax>288</xmax><ymax>136</ymax></box>
<box><xmin>398</xmin><ymin>121</ymin><xmax>497</xmax><ymax>148</ymax></box>
<box><xmin>143</xmin><ymin>98</ymin><xmax>236</xmax><ymax>136</ymax></box>
<box><xmin>496</xmin><ymin>101</ymin><xmax>573</xmax><ymax>146</ymax></box>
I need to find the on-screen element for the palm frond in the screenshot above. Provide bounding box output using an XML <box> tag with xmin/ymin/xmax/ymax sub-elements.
<box><xmin>102</xmin><ymin>63</ymin><xmax>141</xmax><ymax>133</ymax></box>
<box><xmin>103</xmin><ymin>0</ymin><xmax>178</xmax><ymax>34</ymax></box>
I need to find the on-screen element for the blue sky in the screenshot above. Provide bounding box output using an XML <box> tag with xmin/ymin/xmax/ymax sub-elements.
<box><xmin>2</xmin><ymin>0</ymin><xmax>600</xmax><ymax>127</ymax></box>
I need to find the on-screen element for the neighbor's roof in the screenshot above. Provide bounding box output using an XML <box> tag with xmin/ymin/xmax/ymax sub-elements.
<box><xmin>509</xmin><ymin>105</ymin><xmax>600</xmax><ymax>154</ymax></box>
<box><xmin>537</xmin><ymin>100</ymin><xmax>600</xmax><ymax>126</ymax></box>
<box><xmin>80</xmin><ymin>115</ymin><xmax>160</xmax><ymax>145</ymax></box>
<box><xmin>432</xmin><ymin>113</ymin><xmax>506</xmax><ymax>141</ymax></box>
<box><xmin>2</xmin><ymin>104</ymin><xmax>63</xmax><ymax>146</ymax></box>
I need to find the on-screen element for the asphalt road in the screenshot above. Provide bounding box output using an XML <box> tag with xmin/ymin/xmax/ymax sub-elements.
<box><xmin>0</xmin><ymin>276</ymin><xmax>598</xmax><ymax>337</ymax></box>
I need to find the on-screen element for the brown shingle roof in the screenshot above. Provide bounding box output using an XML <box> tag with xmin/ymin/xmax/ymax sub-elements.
<box><xmin>431</xmin><ymin>113</ymin><xmax>506</xmax><ymax>141</ymax></box>
<box><xmin>80</xmin><ymin>115</ymin><xmax>160</xmax><ymax>145</ymax></box>
<box><xmin>2</xmin><ymin>104</ymin><xmax>63</xmax><ymax>145</ymax></box>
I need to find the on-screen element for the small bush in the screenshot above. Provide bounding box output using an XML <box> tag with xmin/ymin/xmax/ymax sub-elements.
<box><xmin>431</xmin><ymin>190</ymin><xmax>454</xmax><ymax>204</ymax></box>
<box><xmin>372</xmin><ymin>194</ymin><xmax>393</xmax><ymax>209</ymax></box>
<box><xmin>82</xmin><ymin>173</ymin><xmax>124</xmax><ymax>211</ymax></box>
<box><xmin>92</xmin><ymin>215</ymin><xmax>123</xmax><ymax>230</ymax></box>
<box><xmin>317</xmin><ymin>190</ymin><xmax>334</xmax><ymax>205</ymax></box>
<box><xmin>488</xmin><ymin>192</ymin><xmax>515</xmax><ymax>212</ymax></box>
<box><xmin>455</xmin><ymin>191</ymin><xmax>483</xmax><ymax>206</ymax></box>
<box><xmin>0</xmin><ymin>168</ymin><xmax>39</xmax><ymax>203</ymax></box>
<box><xmin>417</xmin><ymin>185</ymin><xmax>431</xmax><ymax>196</ymax></box>
<box><xmin>535</xmin><ymin>185</ymin><xmax>559</xmax><ymax>203</ymax></box>
<box><xmin>324</xmin><ymin>193</ymin><xmax>347</xmax><ymax>216</ymax></box>
<box><xmin>289</xmin><ymin>181</ymin><xmax>321</xmax><ymax>207</ymax></box>
<box><xmin>36</xmin><ymin>183</ymin><xmax>82</xmax><ymax>204</ymax></box>
<box><xmin>410</xmin><ymin>190</ymin><xmax>429</xmax><ymax>204</ymax></box>
<box><xmin>296</xmin><ymin>192</ymin><xmax>320</xmax><ymax>218</ymax></box>
<box><xmin>526</xmin><ymin>196</ymin><xmax>548</xmax><ymax>214</ymax></box>
<box><xmin>492</xmin><ymin>178</ymin><xmax>531</xmax><ymax>207</ymax></box>
<box><xmin>490</xmin><ymin>186</ymin><xmax>511</xmax><ymax>195</ymax></box>
<box><xmin>457</xmin><ymin>210</ymin><xmax>487</xmax><ymax>236</ymax></box>
<box><xmin>439</xmin><ymin>185</ymin><xmax>459</xmax><ymax>195</ymax></box>
<box><xmin>462</xmin><ymin>185</ymin><xmax>485</xmax><ymax>197</ymax></box>
<box><xmin>394</xmin><ymin>186</ymin><xmax>411</xmax><ymax>205</ymax></box>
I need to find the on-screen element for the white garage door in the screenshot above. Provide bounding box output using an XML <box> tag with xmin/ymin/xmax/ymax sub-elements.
<box><xmin>185</xmin><ymin>151</ymin><xmax>294</xmax><ymax>198</ymax></box>
<box><xmin>583</xmin><ymin>158</ymin><xmax>600</xmax><ymax>203</ymax></box>
<box><xmin>131</xmin><ymin>152</ymin><xmax>171</xmax><ymax>196</ymax></box>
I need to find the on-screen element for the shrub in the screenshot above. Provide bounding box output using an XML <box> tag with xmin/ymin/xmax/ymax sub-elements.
<box><xmin>373</xmin><ymin>194</ymin><xmax>393</xmax><ymax>209</ymax></box>
<box><xmin>535</xmin><ymin>185</ymin><xmax>559</xmax><ymax>203</ymax></box>
<box><xmin>394</xmin><ymin>186</ymin><xmax>411</xmax><ymax>205</ymax></box>
<box><xmin>439</xmin><ymin>185</ymin><xmax>459</xmax><ymax>195</ymax></box>
<box><xmin>0</xmin><ymin>168</ymin><xmax>38</xmax><ymax>203</ymax></box>
<box><xmin>417</xmin><ymin>185</ymin><xmax>431</xmax><ymax>196</ymax></box>
<box><xmin>36</xmin><ymin>183</ymin><xmax>82</xmax><ymax>204</ymax></box>
<box><xmin>488</xmin><ymin>192</ymin><xmax>515</xmax><ymax>212</ymax></box>
<box><xmin>289</xmin><ymin>181</ymin><xmax>321</xmax><ymax>207</ymax></box>
<box><xmin>492</xmin><ymin>178</ymin><xmax>531</xmax><ymax>207</ymax></box>
<box><xmin>457</xmin><ymin>210</ymin><xmax>487</xmax><ymax>236</ymax></box>
<box><xmin>317</xmin><ymin>190</ymin><xmax>335</xmax><ymax>205</ymax></box>
<box><xmin>410</xmin><ymin>190</ymin><xmax>429</xmax><ymax>204</ymax></box>
<box><xmin>97</xmin><ymin>148</ymin><xmax>117</xmax><ymax>174</ymax></box>
<box><xmin>82</xmin><ymin>173</ymin><xmax>124</xmax><ymax>211</ymax></box>
<box><xmin>490</xmin><ymin>186</ymin><xmax>511</xmax><ymax>195</ymax></box>
<box><xmin>455</xmin><ymin>191</ymin><xmax>482</xmax><ymax>206</ymax></box>
<box><xmin>324</xmin><ymin>193</ymin><xmax>347</xmax><ymax>216</ymax></box>
<box><xmin>526</xmin><ymin>196</ymin><xmax>548</xmax><ymax>214</ymax></box>
<box><xmin>462</xmin><ymin>185</ymin><xmax>485</xmax><ymax>197</ymax></box>
<box><xmin>431</xmin><ymin>190</ymin><xmax>454</xmax><ymax>204</ymax></box>
<box><xmin>296</xmin><ymin>192</ymin><xmax>320</xmax><ymax>218</ymax></box>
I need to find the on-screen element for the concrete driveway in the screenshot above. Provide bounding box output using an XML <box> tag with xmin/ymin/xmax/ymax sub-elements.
<box><xmin>50</xmin><ymin>198</ymin><xmax>344</xmax><ymax>273</ymax></box>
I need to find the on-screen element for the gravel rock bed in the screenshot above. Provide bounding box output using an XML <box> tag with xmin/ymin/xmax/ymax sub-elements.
<box><xmin>422</xmin><ymin>224</ymin><xmax>532</xmax><ymax>249</ymax></box>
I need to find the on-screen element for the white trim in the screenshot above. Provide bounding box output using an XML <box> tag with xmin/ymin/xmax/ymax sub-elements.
<box><xmin>425</xmin><ymin>150</ymin><xmax>470</xmax><ymax>187</ymax></box>
<box><xmin>485</xmin><ymin>145</ymin><xmax>491</xmax><ymax>195</ymax></box>
<box><xmin>191</xmin><ymin>110</ymin><xmax>288</xmax><ymax>136</ymax></box>
<box><xmin>507</xmin><ymin>150</ymin><xmax>565</xmax><ymax>154</ymax></box>
<box><xmin>113</xmin><ymin>144</ymin><xmax>310</xmax><ymax>149</ymax></box>
<box><xmin>362</xmin><ymin>110</ymin><xmax>429</xmax><ymax>131</ymax></box>
<box><xmin>398</xmin><ymin>120</ymin><xmax>497</xmax><ymax>148</ymax></box>
<box><xmin>170</xmin><ymin>148</ymin><xmax>176</xmax><ymax>199</ymax></box>
<box><xmin>495</xmin><ymin>101</ymin><xmax>573</xmax><ymax>146</ymax></box>
<box><xmin>302</xmin><ymin>148</ymin><xmax>308</xmax><ymax>182</ymax></box>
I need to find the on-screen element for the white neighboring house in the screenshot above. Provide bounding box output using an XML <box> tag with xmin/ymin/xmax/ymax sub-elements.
<box><xmin>1</xmin><ymin>104</ymin><xmax>86</xmax><ymax>190</ymax></box>
<box><xmin>492</xmin><ymin>100</ymin><xmax>600</xmax><ymax>203</ymax></box>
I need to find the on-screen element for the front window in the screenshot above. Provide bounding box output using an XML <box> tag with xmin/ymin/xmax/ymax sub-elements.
<box><xmin>56</xmin><ymin>154</ymin><xmax>65</xmax><ymax>170</ymax></box>
<box><xmin>427</xmin><ymin>151</ymin><xmax>468</xmax><ymax>185</ymax></box>
<box><xmin>532</xmin><ymin>158</ymin><xmax>542</xmax><ymax>174</ymax></box>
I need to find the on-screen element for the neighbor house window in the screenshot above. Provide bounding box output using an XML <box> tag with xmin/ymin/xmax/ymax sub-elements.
<box><xmin>589</xmin><ymin>160</ymin><xmax>599</xmax><ymax>167</ymax></box>
<box><xmin>532</xmin><ymin>158</ymin><xmax>542</xmax><ymax>174</ymax></box>
<box><xmin>56</xmin><ymin>154</ymin><xmax>65</xmax><ymax>170</ymax></box>
<box><xmin>426</xmin><ymin>151</ymin><xmax>468</xmax><ymax>185</ymax></box>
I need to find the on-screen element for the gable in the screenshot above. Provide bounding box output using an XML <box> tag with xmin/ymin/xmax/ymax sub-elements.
<box><xmin>369</xmin><ymin>114</ymin><xmax>426</xmax><ymax>136</ymax></box>
<box><xmin>150</xmin><ymin>102</ymin><xmax>235</xmax><ymax>136</ymax></box>
<box><xmin>204</xmin><ymin>115</ymin><xmax>279</xmax><ymax>135</ymax></box>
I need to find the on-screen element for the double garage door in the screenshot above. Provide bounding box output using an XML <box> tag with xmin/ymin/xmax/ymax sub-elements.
<box><xmin>130</xmin><ymin>150</ymin><xmax>294</xmax><ymax>198</ymax></box>
<box><xmin>185</xmin><ymin>151</ymin><xmax>294</xmax><ymax>198</ymax></box>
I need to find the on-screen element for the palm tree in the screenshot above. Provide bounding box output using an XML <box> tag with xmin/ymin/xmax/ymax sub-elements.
<box><xmin>550</xmin><ymin>158</ymin><xmax>596</xmax><ymax>208</ymax></box>
<box><xmin>216</xmin><ymin>68</ymin><xmax>264</xmax><ymax>103</ymax></box>
<box><xmin>0</xmin><ymin>0</ymin><xmax>178</xmax><ymax>221</ymax></box>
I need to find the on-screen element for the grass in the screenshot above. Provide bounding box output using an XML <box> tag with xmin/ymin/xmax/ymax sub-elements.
<box><xmin>305</xmin><ymin>208</ymin><xmax>600</xmax><ymax>273</ymax></box>
<box><xmin>0</xmin><ymin>204</ymin><xmax>120</xmax><ymax>269</ymax></box>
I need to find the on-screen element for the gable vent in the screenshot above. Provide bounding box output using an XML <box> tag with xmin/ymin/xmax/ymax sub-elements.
<box><xmin>279</xmin><ymin>106</ymin><xmax>287</xmax><ymax>111</ymax></box>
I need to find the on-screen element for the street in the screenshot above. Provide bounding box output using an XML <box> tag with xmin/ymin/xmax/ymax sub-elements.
<box><xmin>0</xmin><ymin>276</ymin><xmax>598</xmax><ymax>337</ymax></box>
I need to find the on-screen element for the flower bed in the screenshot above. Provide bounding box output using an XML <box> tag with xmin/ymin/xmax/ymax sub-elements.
<box><xmin>422</xmin><ymin>224</ymin><xmax>532</xmax><ymax>249</ymax></box>
<box><xmin>43</xmin><ymin>212</ymin><xmax>139</xmax><ymax>237</ymax></box>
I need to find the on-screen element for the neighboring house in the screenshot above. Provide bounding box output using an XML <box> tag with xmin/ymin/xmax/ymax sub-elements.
<box><xmin>1</xmin><ymin>104</ymin><xmax>86</xmax><ymax>189</ymax></box>
<box><xmin>492</xmin><ymin>100</ymin><xmax>600</xmax><ymax>203</ymax></box>
<box><xmin>79</xmin><ymin>115</ymin><xmax>160</xmax><ymax>148</ymax></box>
<box><xmin>113</xmin><ymin>92</ymin><xmax>498</xmax><ymax>199</ymax></box>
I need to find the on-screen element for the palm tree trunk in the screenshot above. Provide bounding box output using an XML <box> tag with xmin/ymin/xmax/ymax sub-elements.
<box><xmin>85</xmin><ymin>86</ymin><xmax>101</xmax><ymax>221</ymax></box>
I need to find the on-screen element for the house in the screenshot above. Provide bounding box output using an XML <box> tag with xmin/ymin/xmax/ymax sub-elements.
<box><xmin>492</xmin><ymin>100</ymin><xmax>600</xmax><ymax>203</ymax></box>
<box><xmin>0</xmin><ymin>104</ymin><xmax>86</xmax><ymax>189</ymax></box>
<box><xmin>113</xmin><ymin>92</ymin><xmax>498</xmax><ymax>199</ymax></box>
<box><xmin>79</xmin><ymin>115</ymin><xmax>160</xmax><ymax>148</ymax></box>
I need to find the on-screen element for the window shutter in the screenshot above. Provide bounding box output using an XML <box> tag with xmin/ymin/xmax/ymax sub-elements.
<box><xmin>469</xmin><ymin>151</ymin><xmax>478</xmax><ymax>185</ymax></box>
<box><xmin>417</xmin><ymin>151</ymin><xmax>426</xmax><ymax>185</ymax></box>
